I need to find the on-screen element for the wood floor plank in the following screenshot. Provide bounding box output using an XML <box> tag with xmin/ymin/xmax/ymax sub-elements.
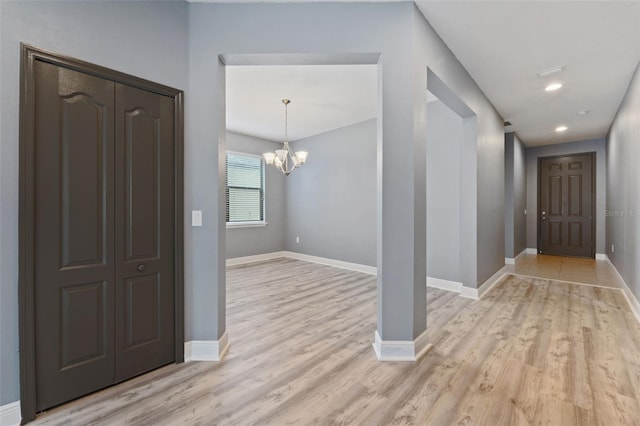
<box><xmin>511</xmin><ymin>363</ymin><xmax>544</xmax><ymax>425</ymax></box>
<box><xmin>31</xmin><ymin>259</ymin><xmax>640</xmax><ymax>426</ymax></box>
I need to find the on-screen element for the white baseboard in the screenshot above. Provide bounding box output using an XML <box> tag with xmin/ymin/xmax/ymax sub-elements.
<box><xmin>0</xmin><ymin>401</ymin><xmax>21</xmax><ymax>426</ymax></box>
<box><xmin>505</xmin><ymin>248</ymin><xmax>529</xmax><ymax>265</ymax></box>
<box><xmin>372</xmin><ymin>329</ymin><xmax>432</xmax><ymax>362</ymax></box>
<box><xmin>283</xmin><ymin>251</ymin><xmax>377</xmax><ymax>275</ymax></box>
<box><xmin>227</xmin><ymin>250</ymin><xmax>377</xmax><ymax>275</ymax></box>
<box><xmin>228</xmin><ymin>251</ymin><xmax>507</xmax><ymax>303</ymax></box>
<box><xmin>478</xmin><ymin>267</ymin><xmax>508</xmax><ymax>299</ymax></box>
<box><xmin>427</xmin><ymin>276</ymin><xmax>462</xmax><ymax>293</ymax></box>
<box><xmin>604</xmin><ymin>255</ymin><xmax>640</xmax><ymax>324</ymax></box>
<box><xmin>460</xmin><ymin>267</ymin><xmax>509</xmax><ymax>300</ymax></box>
<box><xmin>226</xmin><ymin>251</ymin><xmax>287</xmax><ymax>267</ymax></box>
<box><xmin>595</xmin><ymin>253</ymin><xmax>607</xmax><ymax>261</ymax></box>
<box><xmin>184</xmin><ymin>331</ymin><xmax>229</xmax><ymax>362</ymax></box>
<box><xmin>525</xmin><ymin>248</ymin><xmax>537</xmax><ymax>255</ymax></box>
<box><xmin>460</xmin><ymin>286</ymin><xmax>479</xmax><ymax>300</ymax></box>
<box><xmin>621</xmin><ymin>285</ymin><xmax>640</xmax><ymax>324</ymax></box>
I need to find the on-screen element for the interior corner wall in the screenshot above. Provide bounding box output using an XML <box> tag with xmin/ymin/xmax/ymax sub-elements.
<box><xmin>525</xmin><ymin>138</ymin><xmax>607</xmax><ymax>254</ymax></box>
<box><xmin>427</xmin><ymin>101</ymin><xmax>462</xmax><ymax>282</ymax></box>
<box><xmin>285</xmin><ymin>120</ymin><xmax>377</xmax><ymax>266</ymax></box>
<box><xmin>226</xmin><ymin>132</ymin><xmax>286</xmax><ymax>259</ymax></box>
<box><xmin>0</xmin><ymin>0</ymin><xmax>188</xmax><ymax>407</ymax></box>
<box><xmin>504</xmin><ymin>132</ymin><xmax>527</xmax><ymax>258</ymax></box>
<box><xmin>504</xmin><ymin>133</ymin><xmax>515</xmax><ymax>257</ymax></box>
<box><xmin>512</xmin><ymin>134</ymin><xmax>527</xmax><ymax>256</ymax></box>
<box><xmin>413</xmin><ymin>7</ymin><xmax>505</xmax><ymax>288</ymax></box>
<box><xmin>606</xmin><ymin>62</ymin><xmax>640</xmax><ymax>301</ymax></box>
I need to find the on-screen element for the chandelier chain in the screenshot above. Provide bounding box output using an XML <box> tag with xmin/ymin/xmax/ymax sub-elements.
<box><xmin>283</xmin><ymin>98</ymin><xmax>290</xmax><ymax>141</ymax></box>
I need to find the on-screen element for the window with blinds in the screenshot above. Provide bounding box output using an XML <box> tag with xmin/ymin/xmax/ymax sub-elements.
<box><xmin>226</xmin><ymin>152</ymin><xmax>265</xmax><ymax>223</ymax></box>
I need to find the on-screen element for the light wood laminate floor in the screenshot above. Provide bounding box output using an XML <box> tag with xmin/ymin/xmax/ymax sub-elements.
<box><xmin>32</xmin><ymin>258</ymin><xmax>640</xmax><ymax>425</ymax></box>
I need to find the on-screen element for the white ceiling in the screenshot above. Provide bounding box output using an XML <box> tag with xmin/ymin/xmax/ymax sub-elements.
<box><xmin>223</xmin><ymin>1</ymin><xmax>640</xmax><ymax>147</ymax></box>
<box><xmin>226</xmin><ymin>65</ymin><xmax>377</xmax><ymax>142</ymax></box>
<box><xmin>416</xmin><ymin>0</ymin><xmax>640</xmax><ymax>147</ymax></box>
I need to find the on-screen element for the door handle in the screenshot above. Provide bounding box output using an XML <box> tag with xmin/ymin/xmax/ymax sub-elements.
<box><xmin>541</xmin><ymin>211</ymin><xmax>547</xmax><ymax>220</ymax></box>
<box><xmin>137</xmin><ymin>264</ymin><xmax>146</xmax><ymax>272</ymax></box>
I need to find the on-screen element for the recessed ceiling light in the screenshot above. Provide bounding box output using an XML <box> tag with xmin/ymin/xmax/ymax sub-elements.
<box><xmin>555</xmin><ymin>125</ymin><xmax>568</xmax><ymax>132</ymax></box>
<box><xmin>576</xmin><ymin>110</ymin><xmax>590</xmax><ymax>116</ymax></box>
<box><xmin>545</xmin><ymin>83</ymin><xmax>563</xmax><ymax>92</ymax></box>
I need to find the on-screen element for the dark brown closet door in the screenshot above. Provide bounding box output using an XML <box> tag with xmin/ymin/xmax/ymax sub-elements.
<box><xmin>114</xmin><ymin>83</ymin><xmax>175</xmax><ymax>381</ymax></box>
<box><xmin>33</xmin><ymin>61</ymin><xmax>116</xmax><ymax>411</ymax></box>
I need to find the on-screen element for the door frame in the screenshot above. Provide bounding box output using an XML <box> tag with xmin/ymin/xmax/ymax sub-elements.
<box><xmin>18</xmin><ymin>44</ymin><xmax>184</xmax><ymax>422</ymax></box>
<box><xmin>536</xmin><ymin>151</ymin><xmax>596</xmax><ymax>258</ymax></box>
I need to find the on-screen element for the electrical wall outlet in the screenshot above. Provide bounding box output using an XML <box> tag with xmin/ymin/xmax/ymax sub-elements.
<box><xmin>611</xmin><ymin>244</ymin><xmax>615</xmax><ymax>253</ymax></box>
<box><xmin>296</xmin><ymin>236</ymin><xmax>300</xmax><ymax>243</ymax></box>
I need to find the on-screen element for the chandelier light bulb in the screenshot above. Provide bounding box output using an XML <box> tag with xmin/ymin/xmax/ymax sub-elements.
<box><xmin>295</xmin><ymin>151</ymin><xmax>308</xmax><ymax>164</ymax></box>
<box><xmin>263</xmin><ymin>152</ymin><xmax>276</xmax><ymax>165</ymax></box>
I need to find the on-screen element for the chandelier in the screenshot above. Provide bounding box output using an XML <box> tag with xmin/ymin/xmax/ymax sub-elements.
<box><xmin>263</xmin><ymin>99</ymin><xmax>308</xmax><ymax>176</ymax></box>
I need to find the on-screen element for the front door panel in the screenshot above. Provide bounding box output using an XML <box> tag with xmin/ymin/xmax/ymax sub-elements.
<box><xmin>539</xmin><ymin>154</ymin><xmax>594</xmax><ymax>257</ymax></box>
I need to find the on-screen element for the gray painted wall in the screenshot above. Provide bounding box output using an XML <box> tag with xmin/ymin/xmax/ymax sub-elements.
<box><xmin>188</xmin><ymin>2</ymin><xmax>423</xmax><ymax>344</ymax></box>
<box><xmin>525</xmin><ymin>139</ymin><xmax>607</xmax><ymax>254</ymax></box>
<box><xmin>189</xmin><ymin>2</ymin><xmax>506</xmax><ymax>344</ymax></box>
<box><xmin>504</xmin><ymin>133</ymin><xmax>527</xmax><ymax>258</ymax></box>
<box><xmin>606</xmin><ymin>63</ymin><xmax>640</xmax><ymax>301</ymax></box>
<box><xmin>191</xmin><ymin>2</ymin><xmax>422</xmax><ymax>344</ymax></box>
<box><xmin>513</xmin><ymin>134</ymin><xmax>527</xmax><ymax>257</ymax></box>
<box><xmin>426</xmin><ymin>101</ymin><xmax>462</xmax><ymax>282</ymax></box>
<box><xmin>0</xmin><ymin>0</ymin><xmax>188</xmax><ymax>407</ymax></box>
<box><xmin>415</xmin><ymin>15</ymin><xmax>505</xmax><ymax>288</ymax></box>
<box><xmin>0</xmin><ymin>0</ymin><xmax>509</xmax><ymax>406</ymax></box>
<box><xmin>504</xmin><ymin>134</ymin><xmax>515</xmax><ymax>257</ymax></box>
<box><xmin>226</xmin><ymin>132</ymin><xmax>286</xmax><ymax>259</ymax></box>
<box><xmin>285</xmin><ymin>120</ymin><xmax>377</xmax><ymax>266</ymax></box>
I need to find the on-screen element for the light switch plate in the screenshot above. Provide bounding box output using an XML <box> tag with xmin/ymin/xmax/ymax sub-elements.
<box><xmin>192</xmin><ymin>210</ymin><xmax>203</xmax><ymax>227</ymax></box>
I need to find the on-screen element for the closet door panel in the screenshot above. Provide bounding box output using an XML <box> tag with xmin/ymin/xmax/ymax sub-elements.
<box><xmin>33</xmin><ymin>61</ymin><xmax>116</xmax><ymax>411</ymax></box>
<box><xmin>114</xmin><ymin>83</ymin><xmax>175</xmax><ymax>381</ymax></box>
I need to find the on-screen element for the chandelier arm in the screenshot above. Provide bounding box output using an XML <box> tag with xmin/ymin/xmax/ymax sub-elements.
<box><xmin>285</xmin><ymin>142</ymin><xmax>294</xmax><ymax>158</ymax></box>
<box><xmin>282</xmin><ymin>141</ymin><xmax>298</xmax><ymax>174</ymax></box>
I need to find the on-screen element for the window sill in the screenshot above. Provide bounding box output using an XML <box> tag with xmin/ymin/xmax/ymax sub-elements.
<box><xmin>226</xmin><ymin>221</ymin><xmax>268</xmax><ymax>229</ymax></box>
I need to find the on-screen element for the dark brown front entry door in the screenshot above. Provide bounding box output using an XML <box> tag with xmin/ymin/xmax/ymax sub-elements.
<box><xmin>32</xmin><ymin>60</ymin><xmax>176</xmax><ymax>411</ymax></box>
<box><xmin>538</xmin><ymin>153</ymin><xmax>595</xmax><ymax>258</ymax></box>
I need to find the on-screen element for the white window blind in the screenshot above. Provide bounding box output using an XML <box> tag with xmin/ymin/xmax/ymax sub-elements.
<box><xmin>226</xmin><ymin>152</ymin><xmax>265</xmax><ymax>223</ymax></box>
